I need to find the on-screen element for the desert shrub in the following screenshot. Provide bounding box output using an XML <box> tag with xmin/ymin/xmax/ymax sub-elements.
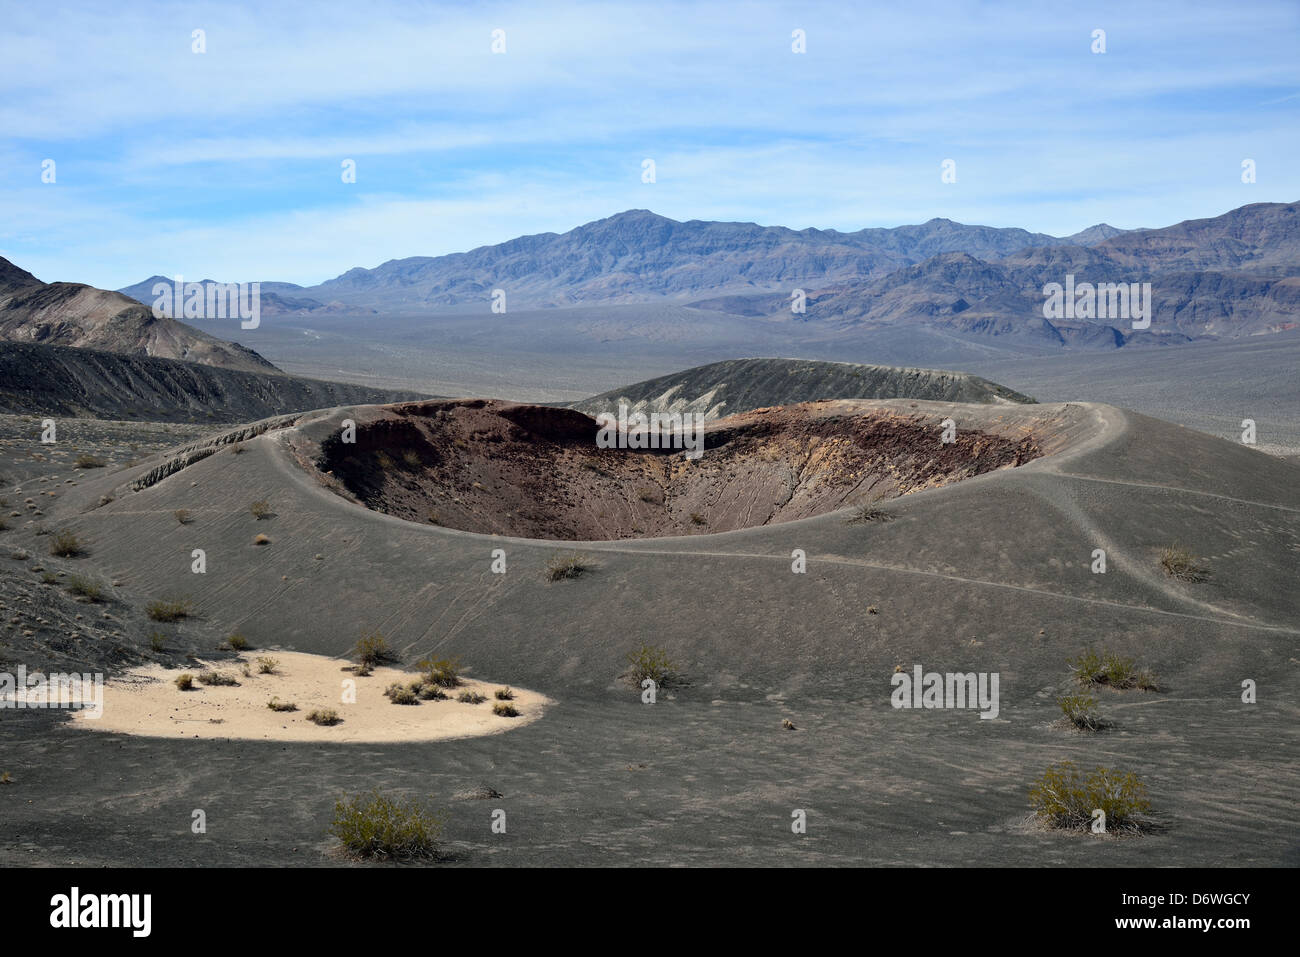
<box><xmin>626</xmin><ymin>644</ymin><xmax>678</xmax><ymax>687</ymax></box>
<box><xmin>375</xmin><ymin>450</ymin><xmax>395</xmax><ymax>470</ymax></box>
<box><xmin>1160</xmin><ymin>545</ymin><xmax>1207</xmax><ymax>582</ymax></box>
<box><xmin>230</xmin><ymin>443</ymin><xmax>244</xmax><ymax>455</ymax></box>
<box><xmin>1028</xmin><ymin>762</ymin><xmax>1152</xmax><ymax>832</ymax></box>
<box><xmin>328</xmin><ymin>790</ymin><xmax>443</xmax><ymax>860</ymax></box>
<box><xmin>385</xmin><ymin>683</ymin><xmax>418</xmax><ymax>705</ymax></box>
<box><xmin>402</xmin><ymin>451</ymin><xmax>421</xmax><ymax>468</ymax></box>
<box><xmin>256</xmin><ymin>656</ymin><xmax>279</xmax><ymax>674</ymax></box>
<box><xmin>457</xmin><ymin>690</ymin><xmax>486</xmax><ymax>704</ymax></box>
<box><xmin>66</xmin><ymin>575</ymin><xmax>105</xmax><ymax>601</ymax></box>
<box><xmin>1136</xmin><ymin>669</ymin><xmax>1160</xmax><ymax>692</ymax></box>
<box><xmin>846</xmin><ymin>504</ymin><xmax>893</xmax><ymax>525</ymax></box>
<box><xmin>492</xmin><ymin>702</ymin><xmax>520</xmax><ymax>717</ymax></box>
<box><xmin>416</xmin><ymin>656</ymin><xmax>461</xmax><ymax>688</ymax></box>
<box><xmin>41</xmin><ymin>572</ymin><xmax>59</xmax><ymax>584</ymax></box>
<box><xmin>0</xmin><ymin>517</ymin><xmax>8</xmax><ymax>531</ymax></box>
<box><xmin>174</xmin><ymin>673</ymin><xmax>195</xmax><ymax>691</ymax></box>
<box><xmin>267</xmin><ymin>698</ymin><xmax>297</xmax><ymax>712</ymax></box>
<box><xmin>1101</xmin><ymin>654</ymin><xmax>1138</xmax><ymax>687</ymax></box>
<box><xmin>227</xmin><ymin>633</ymin><xmax>250</xmax><ymax>651</ymax></box>
<box><xmin>1069</xmin><ymin>648</ymin><xmax>1105</xmax><ymax>684</ymax></box>
<box><xmin>75</xmin><ymin>454</ymin><xmax>107</xmax><ymax>469</ymax></box>
<box><xmin>49</xmin><ymin>530</ymin><xmax>81</xmax><ymax>557</ymax></box>
<box><xmin>494</xmin><ymin>687</ymin><xmax>514</xmax><ymax>701</ymax></box>
<box><xmin>1069</xmin><ymin>649</ymin><xmax>1149</xmax><ymax>690</ymax></box>
<box><xmin>307</xmin><ymin>708</ymin><xmax>341</xmax><ymax>726</ymax></box>
<box><xmin>354</xmin><ymin>632</ymin><xmax>393</xmax><ymax>668</ymax></box>
<box><xmin>417</xmin><ymin>683</ymin><xmax>446</xmax><ymax>700</ymax></box>
<box><xmin>545</xmin><ymin>551</ymin><xmax>590</xmax><ymax>582</ymax></box>
<box><xmin>147</xmin><ymin>598</ymin><xmax>194</xmax><ymax>622</ymax></box>
<box><xmin>690</xmin><ymin>512</ymin><xmax>707</xmax><ymax>526</ymax></box>
<box><xmin>174</xmin><ymin>508</ymin><xmax>193</xmax><ymax>525</ymax></box>
<box><xmin>149</xmin><ymin>631</ymin><xmax>167</xmax><ymax>652</ymax></box>
<box><xmin>198</xmin><ymin>671</ymin><xmax>239</xmax><ymax>687</ymax></box>
<box><xmin>249</xmin><ymin>499</ymin><xmax>272</xmax><ymax>520</ymax></box>
<box><xmin>637</xmin><ymin>487</ymin><xmax>659</xmax><ymax>503</ymax></box>
<box><xmin>1058</xmin><ymin>693</ymin><xmax>1103</xmax><ymax>731</ymax></box>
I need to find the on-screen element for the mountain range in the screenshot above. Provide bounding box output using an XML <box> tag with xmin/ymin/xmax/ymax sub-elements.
<box><xmin>2</xmin><ymin>200</ymin><xmax>1294</xmax><ymax>385</ymax></box>
<box><xmin>113</xmin><ymin>201</ymin><xmax>1300</xmax><ymax>350</ymax></box>
<box><xmin>122</xmin><ymin>211</ymin><xmax>1129</xmax><ymax>312</ymax></box>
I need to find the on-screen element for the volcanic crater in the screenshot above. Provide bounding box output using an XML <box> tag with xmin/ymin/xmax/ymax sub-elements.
<box><xmin>302</xmin><ymin>398</ymin><xmax>1062</xmax><ymax>540</ymax></box>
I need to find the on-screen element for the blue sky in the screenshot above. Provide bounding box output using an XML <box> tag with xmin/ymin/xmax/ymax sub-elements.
<box><xmin>2</xmin><ymin>0</ymin><xmax>1298</xmax><ymax>289</ymax></box>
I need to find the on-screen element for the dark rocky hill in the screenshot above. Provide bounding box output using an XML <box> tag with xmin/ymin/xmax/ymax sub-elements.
<box><xmin>0</xmin><ymin>257</ymin><xmax>277</xmax><ymax>373</ymax></box>
<box><xmin>0</xmin><ymin>340</ymin><xmax>425</xmax><ymax>422</ymax></box>
<box><xmin>569</xmin><ymin>357</ymin><xmax>1034</xmax><ymax>420</ymax></box>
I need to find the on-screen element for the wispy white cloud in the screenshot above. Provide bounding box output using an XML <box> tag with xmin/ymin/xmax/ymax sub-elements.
<box><xmin>1</xmin><ymin>0</ymin><xmax>1297</xmax><ymax>287</ymax></box>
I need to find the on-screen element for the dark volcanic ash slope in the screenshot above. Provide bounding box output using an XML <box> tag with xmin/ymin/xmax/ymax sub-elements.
<box><xmin>9</xmin><ymin>396</ymin><xmax>1299</xmax><ymax>867</ymax></box>
<box><xmin>0</xmin><ymin>256</ymin><xmax>276</xmax><ymax>373</ymax></box>
<box><xmin>0</xmin><ymin>340</ymin><xmax>425</xmax><ymax>422</ymax></box>
<box><xmin>301</xmin><ymin>398</ymin><xmax>1050</xmax><ymax>540</ymax></box>
<box><xmin>569</xmin><ymin>357</ymin><xmax>1034</xmax><ymax>420</ymax></box>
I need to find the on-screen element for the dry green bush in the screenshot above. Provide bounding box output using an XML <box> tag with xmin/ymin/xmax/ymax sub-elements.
<box><xmin>626</xmin><ymin>644</ymin><xmax>678</xmax><ymax>687</ymax></box>
<box><xmin>545</xmin><ymin>551</ymin><xmax>590</xmax><ymax>582</ymax></box>
<box><xmin>1028</xmin><ymin>762</ymin><xmax>1152</xmax><ymax>832</ymax></box>
<box><xmin>147</xmin><ymin>598</ymin><xmax>194</xmax><ymax>622</ymax></box>
<box><xmin>49</xmin><ymin>530</ymin><xmax>82</xmax><ymax>557</ymax></box>
<box><xmin>1058</xmin><ymin>693</ymin><xmax>1103</xmax><ymax>731</ymax></box>
<box><xmin>66</xmin><ymin>575</ymin><xmax>105</xmax><ymax>601</ymax></box>
<box><xmin>415</xmin><ymin>656</ymin><xmax>461</xmax><ymax>688</ymax></box>
<box><xmin>846</xmin><ymin>504</ymin><xmax>894</xmax><ymax>525</ymax></box>
<box><xmin>198</xmin><ymin>671</ymin><xmax>239</xmax><ymax>687</ymax></box>
<box><xmin>1160</xmin><ymin>545</ymin><xmax>1207</xmax><ymax>582</ymax></box>
<box><xmin>1068</xmin><ymin>649</ymin><xmax>1156</xmax><ymax>691</ymax></box>
<box><xmin>354</xmin><ymin>632</ymin><xmax>393</xmax><ymax>668</ymax></box>
<box><xmin>385</xmin><ymin>683</ymin><xmax>419</xmax><ymax>705</ymax></box>
<box><xmin>328</xmin><ymin>790</ymin><xmax>443</xmax><ymax>860</ymax></box>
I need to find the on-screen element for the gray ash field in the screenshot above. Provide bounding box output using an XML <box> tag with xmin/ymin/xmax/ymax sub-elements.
<box><xmin>1</xmin><ymin>367</ymin><xmax>1296</xmax><ymax>866</ymax></box>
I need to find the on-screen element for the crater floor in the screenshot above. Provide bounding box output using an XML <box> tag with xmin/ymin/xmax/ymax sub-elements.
<box><xmin>307</xmin><ymin>398</ymin><xmax>1056</xmax><ymax>540</ymax></box>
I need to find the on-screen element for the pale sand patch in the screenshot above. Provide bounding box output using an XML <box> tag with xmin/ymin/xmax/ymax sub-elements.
<box><xmin>71</xmin><ymin>650</ymin><xmax>550</xmax><ymax>743</ymax></box>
